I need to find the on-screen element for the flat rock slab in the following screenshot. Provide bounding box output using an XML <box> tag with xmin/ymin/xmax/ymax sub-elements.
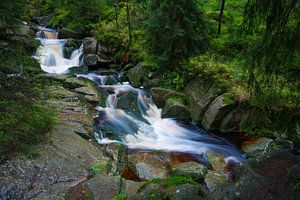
<box><xmin>0</xmin><ymin>124</ymin><xmax>104</xmax><ymax>200</ymax></box>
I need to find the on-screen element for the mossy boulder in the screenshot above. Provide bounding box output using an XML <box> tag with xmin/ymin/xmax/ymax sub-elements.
<box><xmin>171</xmin><ymin>162</ymin><xmax>208</xmax><ymax>181</ymax></box>
<box><xmin>126</xmin><ymin>62</ymin><xmax>150</xmax><ymax>87</ymax></box>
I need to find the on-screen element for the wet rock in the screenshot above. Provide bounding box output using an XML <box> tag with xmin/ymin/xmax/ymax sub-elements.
<box><xmin>202</xmin><ymin>94</ymin><xmax>233</xmax><ymax>131</ymax></box>
<box><xmin>126</xmin><ymin>62</ymin><xmax>149</xmax><ymax>87</ymax></box>
<box><xmin>163</xmin><ymin>104</ymin><xmax>191</xmax><ymax>121</ymax></box>
<box><xmin>208</xmin><ymin>150</ymin><xmax>298</xmax><ymax>200</ymax></box>
<box><xmin>127</xmin><ymin>152</ymin><xmax>171</xmax><ymax>181</ymax></box>
<box><xmin>162</xmin><ymin>97</ymin><xmax>191</xmax><ymax>121</ymax></box>
<box><xmin>207</xmin><ymin>152</ymin><xmax>228</xmax><ymax>173</ymax></box>
<box><xmin>64</xmin><ymin>77</ymin><xmax>86</xmax><ymax>89</ymax></box>
<box><xmin>65</xmin><ymin>183</ymin><xmax>94</xmax><ymax>200</ymax></box>
<box><xmin>242</xmin><ymin>138</ymin><xmax>276</xmax><ymax>158</ymax></box>
<box><xmin>83</xmin><ymin>37</ymin><xmax>98</xmax><ymax>54</ymax></box>
<box><xmin>205</xmin><ymin>152</ymin><xmax>230</xmax><ymax>191</ymax></box>
<box><xmin>204</xmin><ymin>171</ymin><xmax>228</xmax><ymax>192</ymax></box>
<box><xmin>84</xmin><ymin>54</ymin><xmax>99</xmax><ymax>66</ymax></box>
<box><xmin>172</xmin><ymin>162</ymin><xmax>208</xmax><ymax>180</ymax></box>
<box><xmin>184</xmin><ymin>77</ymin><xmax>224</xmax><ymax>123</ymax></box>
<box><xmin>165</xmin><ymin>184</ymin><xmax>208</xmax><ymax>200</ymax></box>
<box><xmin>219</xmin><ymin>107</ymin><xmax>249</xmax><ymax>132</ymax></box>
<box><xmin>68</xmin><ymin>66</ymin><xmax>89</xmax><ymax>75</ymax></box>
<box><xmin>57</xmin><ymin>28</ymin><xmax>85</xmax><ymax>39</ymax></box>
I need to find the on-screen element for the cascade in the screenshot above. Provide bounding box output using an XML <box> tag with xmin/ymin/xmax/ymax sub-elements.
<box><xmin>34</xmin><ymin>27</ymin><xmax>83</xmax><ymax>74</ymax></box>
<box><xmin>77</xmin><ymin>72</ymin><xmax>243</xmax><ymax>164</ymax></box>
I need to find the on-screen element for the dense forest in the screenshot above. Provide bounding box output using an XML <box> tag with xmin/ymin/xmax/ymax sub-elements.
<box><xmin>0</xmin><ymin>0</ymin><xmax>300</xmax><ymax>199</ymax></box>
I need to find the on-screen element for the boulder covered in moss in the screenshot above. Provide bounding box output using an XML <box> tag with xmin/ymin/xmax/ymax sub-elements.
<box><xmin>172</xmin><ymin>162</ymin><xmax>208</xmax><ymax>180</ymax></box>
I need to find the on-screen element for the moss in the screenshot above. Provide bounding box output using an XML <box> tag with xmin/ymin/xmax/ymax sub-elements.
<box><xmin>140</xmin><ymin>176</ymin><xmax>197</xmax><ymax>190</ymax></box>
<box><xmin>91</xmin><ymin>161</ymin><xmax>107</xmax><ymax>175</ymax></box>
<box><xmin>112</xmin><ymin>190</ymin><xmax>128</xmax><ymax>200</ymax></box>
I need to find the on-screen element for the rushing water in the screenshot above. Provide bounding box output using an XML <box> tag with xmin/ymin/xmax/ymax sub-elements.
<box><xmin>34</xmin><ymin>27</ymin><xmax>83</xmax><ymax>74</ymax></box>
<box><xmin>77</xmin><ymin>73</ymin><xmax>243</xmax><ymax>163</ymax></box>
<box><xmin>35</xmin><ymin>28</ymin><xmax>243</xmax><ymax>164</ymax></box>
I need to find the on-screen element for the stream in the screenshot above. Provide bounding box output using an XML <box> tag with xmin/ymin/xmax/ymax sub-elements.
<box><xmin>34</xmin><ymin>27</ymin><xmax>243</xmax><ymax>164</ymax></box>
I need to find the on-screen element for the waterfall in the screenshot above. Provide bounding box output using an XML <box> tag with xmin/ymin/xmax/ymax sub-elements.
<box><xmin>77</xmin><ymin>72</ymin><xmax>244</xmax><ymax>164</ymax></box>
<box><xmin>34</xmin><ymin>27</ymin><xmax>83</xmax><ymax>74</ymax></box>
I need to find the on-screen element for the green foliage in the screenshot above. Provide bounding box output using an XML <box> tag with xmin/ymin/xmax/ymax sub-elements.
<box><xmin>0</xmin><ymin>0</ymin><xmax>26</xmax><ymax>31</ymax></box>
<box><xmin>91</xmin><ymin>161</ymin><xmax>106</xmax><ymax>175</ymax></box>
<box><xmin>0</xmin><ymin>99</ymin><xmax>57</xmax><ymax>156</ymax></box>
<box><xmin>241</xmin><ymin>0</ymin><xmax>300</xmax><ymax>106</ymax></box>
<box><xmin>140</xmin><ymin>176</ymin><xmax>197</xmax><ymax>190</ymax></box>
<box><xmin>144</xmin><ymin>0</ymin><xmax>209</xmax><ymax>68</ymax></box>
<box><xmin>43</xmin><ymin>0</ymin><xmax>104</xmax><ymax>31</ymax></box>
<box><xmin>112</xmin><ymin>190</ymin><xmax>128</xmax><ymax>200</ymax></box>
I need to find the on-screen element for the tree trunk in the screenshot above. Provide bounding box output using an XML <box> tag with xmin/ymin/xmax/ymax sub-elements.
<box><xmin>126</xmin><ymin>0</ymin><xmax>132</xmax><ymax>49</ymax></box>
<box><xmin>218</xmin><ymin>0</ymin><xmax>225</xmax><ymax>35</ymax></box>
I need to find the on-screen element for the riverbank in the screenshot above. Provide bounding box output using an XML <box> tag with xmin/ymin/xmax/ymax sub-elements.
<box><xmin>1</xmin><ymin>73</ymin><xmax>299</xmax><ymax>199</ymax></box>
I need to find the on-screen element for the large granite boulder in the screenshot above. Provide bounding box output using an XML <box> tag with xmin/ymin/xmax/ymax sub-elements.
<box><xmin>184</xmin><ymin>76</ymin><xmax>224</xmax><ymax>124</ymax></box>
<box><xmin>202</xmin><ymin>94</ymin><xmax>233</xmax><ymax>131</ymax></box>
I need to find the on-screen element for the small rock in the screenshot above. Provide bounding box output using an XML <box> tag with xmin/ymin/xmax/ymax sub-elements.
<box><xmin>242</xmin><ymin>137</ymin><xmax>275</xmax><ymax>158</ymax></box>
<box><xmin>204</xmin><ymin>170</ymin><xmax>228</xmax><ymax>192</ymax></box>
<box><xmin>127</xmin><ymin>152</ymin><xmax>170</xmax><ymax>180</ymax></box>
<box><xmin>84</xmin><ymin>54</ymin><xmax>99</xmax><ymax>67</ymax></box>
<box><xmin>172</xmin><ymin>162</ymin><xmax>208</xmax><ymax>180</ymax></box>
<box><xmin>207</xmin><ymin>152</ymin><xmax>228</xmax><ymax>173</ymax></box>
